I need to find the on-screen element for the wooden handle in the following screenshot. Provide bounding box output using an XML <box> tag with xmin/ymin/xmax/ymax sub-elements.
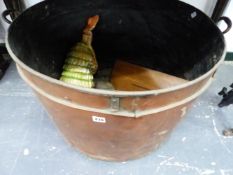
<box><xmin>85</xmin><ymin>15</ymin><xmax>99</xmax><ymax>31</ymax></box>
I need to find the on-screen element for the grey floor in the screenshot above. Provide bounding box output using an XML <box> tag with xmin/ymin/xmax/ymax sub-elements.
<box><xmin>0</xmin><ymin>62</ymin><xmax>233</xmax><ymax>175</ymax></box>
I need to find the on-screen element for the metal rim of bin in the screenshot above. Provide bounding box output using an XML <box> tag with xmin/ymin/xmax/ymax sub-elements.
<box><xmin>17</xmin><ymin>64</ymin><xmax>213</xmax><ymax>117</ymax></box>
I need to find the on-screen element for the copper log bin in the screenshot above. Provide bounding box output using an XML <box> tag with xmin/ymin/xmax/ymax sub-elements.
<box><xmin>5</xmin><ymin>0</ymin><xmax>230</xmax><ymax>161</ymax></box>
<box><xmin>14</xmin><ymin>61</ymin><xmax>217</xmax><ymax>161</ymax></box>
<box><xmin>8</xmin><ymin>39</ymin><xmax>225</xmax><ymax>161</ymax></box>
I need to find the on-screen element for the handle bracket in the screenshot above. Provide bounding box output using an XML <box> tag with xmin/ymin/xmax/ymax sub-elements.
<box><xmin>1</xmin><ymin>9</ymin><xmax>15</xmax><ymax>24</ymax></box>
<box><xmin>218</xmin><ymin>16</ymin><xmax>232</xmax><ymax>34</ymax></box>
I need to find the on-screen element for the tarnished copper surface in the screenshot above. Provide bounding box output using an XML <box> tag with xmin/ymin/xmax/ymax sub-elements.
<box><xmin>17</xmin><ymin>60</ymin><xmax>213</xmax><ymax>161</ymax></box>
<box><xmin>18</xmin><ymin>64</ymin><xmax>197</xmax><ymax>161</ymax></box>
<box><xmin>36</xmin><ymin>90</ymin><xmax>192</xmax><ymax>161</ymax></box>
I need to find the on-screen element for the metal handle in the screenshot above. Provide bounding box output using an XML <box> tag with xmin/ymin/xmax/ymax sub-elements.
<box><xmin>1</xmin><ymin>9</ymin><xmax>14</xmax><ymax>24</ymax></box>
<box><xmin>218</xmin><ymin>16</ymin><xmax>232</xmax><ymax>34</ymax></box>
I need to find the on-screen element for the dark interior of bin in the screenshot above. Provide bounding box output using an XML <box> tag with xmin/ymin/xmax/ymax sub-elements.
<box><xmin>8</xmin><ymin>0</ymin><xmax>225</xmax><ymax>80</ymax></box>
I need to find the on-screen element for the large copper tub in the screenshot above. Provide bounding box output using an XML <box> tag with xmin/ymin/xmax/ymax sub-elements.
<box><xmin>5</xmin><ymin>0</ymin><xmax>229</xmax><ymax>161</ymax></box>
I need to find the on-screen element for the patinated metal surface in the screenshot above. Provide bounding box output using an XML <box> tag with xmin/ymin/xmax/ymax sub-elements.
<box><xmin>19</xmin><ymin>66</ymin><xmax>213</xmax><ymax>114</ymax></box>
